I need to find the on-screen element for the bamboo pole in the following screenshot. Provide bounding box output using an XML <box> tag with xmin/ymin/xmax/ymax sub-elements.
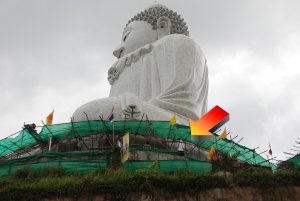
<box><xmin>136</xmin><ymin>113</ymin><xmax>145</xmax><ymax>134</ymax></box>
<box><xmin>83</xmin><ymin>112</ymin><xmax>94</xmax><ymax>148</ymax></box>
<box><xmin>41</xmin><ymin>121</ymin><xmax>56</xmax><ymax>139</ymax></box>
<box><xmin>0</xmin><ymin>137</ymin><xmax>23</xmax><ymax>158</ymax></box>
<box><xmin>0</xmin><ymin>129</ymin><xmax>22</xmax><ymax>141</ymax></box>
<box><xmin>224</xmin><ymin>137</ymin><xmax>244</xmax><ymax>155</ymax></box>
<box><xmin>283</xmin><ymin>152</ymin><xmax>294</xmax><ymax>156</ymax></box>
<box><xmin>9</xmin><ymin>140</ymin><xmax>32</xmax><ymax>156</ymax></box>
<box><xmin>123</xmin><ymin>114</ymin><xmax>127</xmax><ymax>135</ymax></box>
<box><xmin>49</xmin><ymin>137</ymin><xmax>52</xmax><ymax>151</ymax></box>
<box><xmin>75</xmin><ymin>130</ymin><xmax>89</xmax><ymax>150</ymax></box>
<box><xmin>239</xmin><ymin>147</ymin><xmax>259</xmax><ymax>163</ymax></box>
<box><xmin>99</xmin><ymin>115</ymin><xmax>109</xmax><ymax>131</ymax></box>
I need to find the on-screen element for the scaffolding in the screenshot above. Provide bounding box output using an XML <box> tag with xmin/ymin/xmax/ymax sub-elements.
<box><xmin>0</xmin><ymin>120</ymin><xmax>275</xmax><ymax>176</ymax></box>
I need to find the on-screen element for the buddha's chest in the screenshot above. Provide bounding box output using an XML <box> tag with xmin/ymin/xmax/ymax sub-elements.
<box><xmin>109</xmin><ymin>60</ymin><xmax>142</xmax><ymax>96</ymax></box>
<box><xmin>108</xmin><ymin>42</ymin><xmax>165</xmax><ymax>101</ymax></box>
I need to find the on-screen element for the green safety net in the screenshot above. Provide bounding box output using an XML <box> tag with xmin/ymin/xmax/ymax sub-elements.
<box><xmin>285</xmin><ymin>154</ymin><xmax>300</xmax><ymax>167</ymax></box>
<box><xmin>0</xmin><ymin>120</ymin><xmax>275</xmax><ymax>175</ymax></box>
<box><xmin>0</xmin><ymin>149</ymin><xmax>211</xmax><ymax>177</ymax></box>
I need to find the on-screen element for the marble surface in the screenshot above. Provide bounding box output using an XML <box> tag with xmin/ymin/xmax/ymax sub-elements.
<box><xmin>73</xmin><ymin>5</ymin><xmax>208</xmax><ymax>125</ymax></box>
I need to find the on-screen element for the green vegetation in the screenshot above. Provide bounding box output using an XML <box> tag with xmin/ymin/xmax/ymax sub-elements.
<box><xmin>0</xmin><ymin>166</ymin><xmax>300</xmax><ymax>201</ymax></box>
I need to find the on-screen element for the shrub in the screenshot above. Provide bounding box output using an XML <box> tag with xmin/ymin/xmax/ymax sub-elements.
<box><xmin>233</xmin><ymin>168</ymin><xmax>273</xmax><ymax>187</ymax></box>
<box><xmin>12</xmin><ymin>167</ymin><xmax>34</xmax><ymax>180</ymax></box>
<box><xmin>273</xmin><ymin>170</ymin><xmax>300</xmax><ymax>186</ymax></box>
<box><xmin>42</xmin><ymin>166</ymin><xmax>66</xmax><ymax>177</ymax></box>
<box><xmin>2</xmin><ymin>167</ymin><xmax>300</xmax><ymax>201</ymax></box>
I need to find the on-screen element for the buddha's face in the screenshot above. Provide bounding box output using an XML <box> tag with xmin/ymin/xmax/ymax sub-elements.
<box><xmin>113</xmin><ymin>21</ymin><xmax>158</xmax><ymax>58</ymax></box>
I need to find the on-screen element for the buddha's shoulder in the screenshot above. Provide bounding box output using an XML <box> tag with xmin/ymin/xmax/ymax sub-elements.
<box><xmin>152</xmin><ymin>34</ymin><xmax>204</xmax><ymax>56</ymax></box>
<box><xmin>153</xmin><ymin>34</ymin><xmax>198</xmax><ymax>48</ymax></box>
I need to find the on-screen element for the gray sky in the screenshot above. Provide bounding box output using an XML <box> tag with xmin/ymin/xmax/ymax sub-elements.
<box><xmin>0</xmin><ymin>0</ymin><xmax>300</xmax><ymax>162</ymax></box>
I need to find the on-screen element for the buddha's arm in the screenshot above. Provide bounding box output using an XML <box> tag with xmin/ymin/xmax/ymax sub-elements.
<box><xmin>119</xmin><ymin>35</ymin><xmax>208</xmax><ymax>124</ymax></box>
<box><xmin>148</xmin><ymin>34</ymin><xmax>208</xmax><ymax>122</ymax></box>
<box><xmin>73</xmin><ymin>35</ymin><xmax>208</xmax><ymax>124</ymax></box>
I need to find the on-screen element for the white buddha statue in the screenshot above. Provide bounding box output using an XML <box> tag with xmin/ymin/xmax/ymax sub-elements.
<box><xmin>73</xmin><ymin>4</ymin><xmax>208</xmax><ymax>125</ymax></box>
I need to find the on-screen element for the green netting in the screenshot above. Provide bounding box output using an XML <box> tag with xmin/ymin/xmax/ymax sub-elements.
<box><xmin>123</xmin><ymin>160</ymin><xmax>211</xmax><ymax>173</ymax></box>
<box><xmin>0</xmin><ymin>151</ymin><xmax>109</xmax><ymax>176</ymax></box>
<box><xmin>0</xmin><ymin>150</ymin><xmax>211</xmax><ymax>177</ymax></box>
<box><xmin>0</xmin><ymin>120</ymin><xmax>275</xmax><ymax>171</ymax></box>
<box><xmin>286</xmin><ymin>154</ymin><xmax>300</xmax><ymax>167</ymax></box>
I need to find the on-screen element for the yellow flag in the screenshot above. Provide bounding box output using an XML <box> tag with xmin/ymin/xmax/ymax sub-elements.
<box><xmin>218</xmin><ymin>128</ymin><xmax>228</xmax><ymax>139</ymax></box>
<box><xmin>207</xmin><ymin>146</ymin><xmax>217</xmax><ymax>161</ymax></box>
<box><xmin>170</xmin><ymin>115</ymin><xmax>176</xmax><ymax>126</ymax></box>
<box><xmin>149</xmin><ymin>160</ymin><xmax>159</xmax><ymax>170</ymax></box>
<box><xmin>46</xmin><ymin>110</ymin><xmax>54</xmax><ymax>125</ymax></box>
<box><xmin>121</xmin><ymin>133</ymin><xmax>130</xmax><ymax>163</ymax></box>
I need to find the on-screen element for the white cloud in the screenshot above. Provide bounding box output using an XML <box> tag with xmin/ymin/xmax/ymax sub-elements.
<box><xmin>208</xmin><ymin>33</ymin><xmax>300</xmax><ymax>161</ymax></box>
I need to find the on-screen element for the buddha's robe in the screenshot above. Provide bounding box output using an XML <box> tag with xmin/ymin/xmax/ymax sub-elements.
<box><xmin>73</xmin><ymin>34</ymin><xmax>208</xmax><ymax>125</ymax></box>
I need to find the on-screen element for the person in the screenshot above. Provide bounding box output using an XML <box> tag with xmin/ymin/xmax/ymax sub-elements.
<box><xmin>177</xmin><ymin>139</ymin><xmax>185</xmax><ymax>156</ymax></box>
<box><xmin>117</xmin><ymin>138</ymin><xmax>123</xmax><ymax>154</ymax></box>
<box><xmin>23</xmin><ymin>123</ymin><xmax>37</xmax><ymax>134</ymax></box>
<box><xmin>117</xmin><ymin>138</ymin><xmax>122</xmax><ymax>149</ymax></box>
<box><xmin>73</xmin><ymin>4</ymin><xmax>208</xmax><ymax>126</ymax></box>
<box><xmin>104</xmin><ymin>132</ymin><xmax>111</xmax><ymax>147</ymax></box>
<box><xmin>143</xmin><ymin>140</ymin><xmax>151</xmax><ymax>149</ymax></box>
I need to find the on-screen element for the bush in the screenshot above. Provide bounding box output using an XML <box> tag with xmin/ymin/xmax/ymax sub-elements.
<box><xmin>233</xmin><ymin>168</ymin><xmax>273</xmax><ymax>187</ymax></box>
<box><xmin>42</xmin><ymin>166</ymin><xmax>66</xmax><ymax>177</ymax></box>
<box><xmin>12</xmin><ymin>167</ymin><xmax>34</xmax><ymax>180</ymax></box>
<box><xmin>273</xmin><ymin>170</ymin><xmax>300</xmax><ymax>186</ymax></box>
<box><xmin>2</xmin><ymin>167</ymin><xmax>300</xmax><ymax>201</ymax></box>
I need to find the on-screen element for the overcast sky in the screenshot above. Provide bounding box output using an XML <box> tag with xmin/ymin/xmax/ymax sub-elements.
<box><xmin>0</xmin><ymin>0</ymin><xmax>299</xmax><ymax>162</ymax></box>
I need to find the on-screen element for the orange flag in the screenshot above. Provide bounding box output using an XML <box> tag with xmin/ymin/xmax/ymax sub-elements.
<box><xmin>46</xmin><ymin>110</ymin><xmax>54</xmax><ymax>125</ymax></box>
<box><xmin>218</xmin><ymin>128</ymin><xmax>228</xmax><ymax>139</ymax></box>
<box><xmin>207</xmin><ymin>145</ymin><xmax>217</xmax><ymax>161</ymax></box>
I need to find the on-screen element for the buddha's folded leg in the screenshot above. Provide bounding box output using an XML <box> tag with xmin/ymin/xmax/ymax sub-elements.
<box><xmin>119</xmin><ymin>93</ymin><xmax>170</xmax><ymax>121</ymax></box>
<box><xmin>140</xmin><ymin>102</ymin><xmax>189</xmax><ymax>125</ymax></box>
<box><xmin>73</xmin><ymin>93</ymin><xmax>188</xmax><ymax>125</ymax></box>
<box><xmin>72</xmin><ymin>97</ymin><xmax>123</xmax><ymax>122</ymax></box>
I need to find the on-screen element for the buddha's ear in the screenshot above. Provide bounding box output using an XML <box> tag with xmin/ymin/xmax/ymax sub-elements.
<box><xmin>157</xmin><ymin>17</ymin><xmax>171</xmax><ymax>39</ymax></box>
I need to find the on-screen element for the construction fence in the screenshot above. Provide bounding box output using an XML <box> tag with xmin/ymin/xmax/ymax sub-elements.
<box><xmin>0</xmin><ymin>121</ymin><xmax>275</xmax><ymax>176</ymax></box>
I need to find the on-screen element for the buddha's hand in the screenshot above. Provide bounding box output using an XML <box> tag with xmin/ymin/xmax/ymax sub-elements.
<box><xmin>107</xmin><ymin>65</ymin><xmax>117</xmax><ymax>85</ymax></box>
<box><xmin>120</xmin><ymin>93</ymin><xmax>142</xmax><ymax>120</ymax></box>
<box><xmin>107</xmin><ymin>57</ymin><xmax>127</xmax><ymax>85</ymax></box>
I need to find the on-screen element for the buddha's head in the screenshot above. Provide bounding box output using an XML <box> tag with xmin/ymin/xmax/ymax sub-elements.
<box><xmin>113</xmin><ymin>4</ymin><xmax>189</xmax><ymax>58</ymax></box>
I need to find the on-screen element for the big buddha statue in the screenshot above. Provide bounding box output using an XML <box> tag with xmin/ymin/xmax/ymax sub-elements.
<box><xmin>73</xmin><ymin>4</ymin><xmax>208</xmax><ymax>125</ymax></box>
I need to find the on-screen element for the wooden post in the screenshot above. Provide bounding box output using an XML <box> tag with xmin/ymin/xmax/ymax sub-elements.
<box><xmin>49</xmin><ymin>137</ymin><xmax>52</xmax><ymax>152</ymax></box>
<box><xmin>99</xmin><ymin>115</ymin><xmax>109</xmax><ymax>131</ymax></box>
<box><xmin>84</xmin><ymin>112</ymin><xmax>94</xmax><ymax>149</ymax></box>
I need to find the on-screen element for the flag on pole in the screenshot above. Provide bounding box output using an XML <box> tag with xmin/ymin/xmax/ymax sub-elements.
<box><xmin>207</xmin><ymin>145</ymin><xmax>217</xmax><ymax>161</ymax></box>
<box><xmin>107</xmin><ymin>107</ymin><xmax>114</xmax><ymax>123</ymax></box>
<box><xmin>268</xmin><ymin>142</ymin><xmax>272</xmax><ymax>155</ymax></box>
<box><xmin>46</xmin><ymin>110</ymin><xmax>54</xmax><ymax>125</ymax></box>
<box><xmin>121</xmin><ymin>133</ymin><xmax>130</xmax><ymax>162</ymax></box>
<box><xmin>170</xmin><ymin>115</ymin><xmax>176</xmax><ymax>126</ymax></box>
<box><xmin>218</xmin><ymin>128</ymin><xmax>228</xmax><ymax>139</ymax></box>
<box><xmin>149</xmin><ymin>160</ymin><xmax>159</xmax><ymax>170</ymax></box>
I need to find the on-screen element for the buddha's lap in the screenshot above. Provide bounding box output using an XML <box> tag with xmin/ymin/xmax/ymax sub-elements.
<box><xmin>72</xmin><ymin>96</ymin><xmax>174</xmax><ymax>122</ymax></box>
<box><xmin>73</xmin><ymin>97</ymin><xmax>123</xmax><ymax>121</ymax></box>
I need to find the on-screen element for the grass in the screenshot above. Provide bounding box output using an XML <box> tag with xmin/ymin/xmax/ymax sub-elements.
<box><xmin>0</xmin><ymin>167</ymin><xmax>300</xmax><ymax>201</ymax></box>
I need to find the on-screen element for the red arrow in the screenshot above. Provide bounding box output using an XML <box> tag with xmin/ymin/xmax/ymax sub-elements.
<box><xmin>189</xmin><ymin>105</ymin><xmax>229</xmax><ymax>136</ymax></box>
